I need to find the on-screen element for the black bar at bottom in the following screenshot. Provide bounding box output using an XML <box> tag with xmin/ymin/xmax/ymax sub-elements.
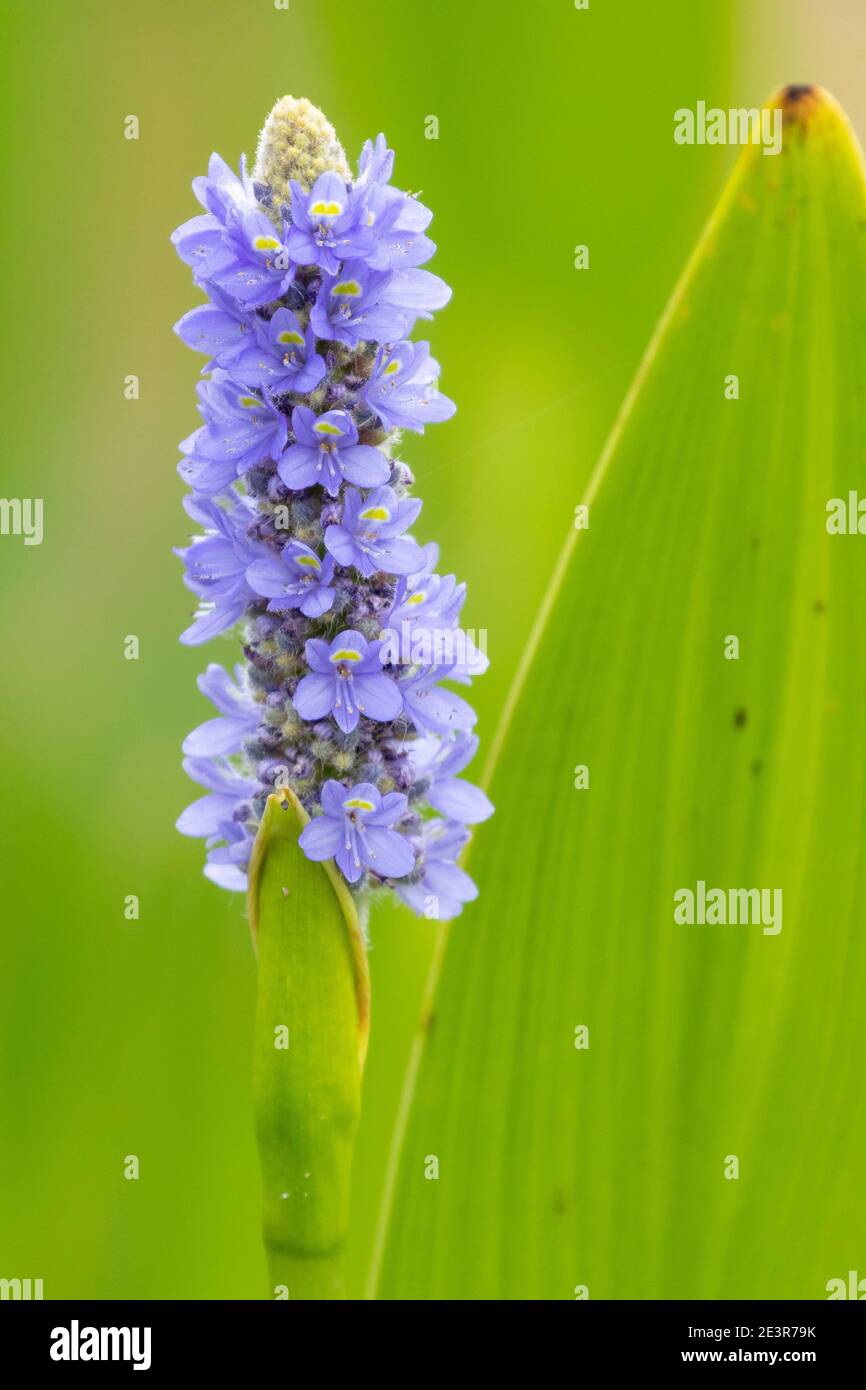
<box><xmin>0</xmin><ymin>1298</ymin><xmax>861</xmax><ymax>1373</ymax></box>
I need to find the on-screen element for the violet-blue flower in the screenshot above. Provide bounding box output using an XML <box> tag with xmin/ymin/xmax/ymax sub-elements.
<box><xmin>173</xmin><ymin>284</ymin><xmax>252</xmax><ymax>369</ymax></box>
<box><xmin>284</xmin><ymin>171</ymin><xmax>374</xmax><ymax>273</ymax></box>
<box><xmin>231</xmin><ymin>307</ymin><xmax>326</xmax><ymax>395</ymax></box>
<box><xmin>278</xmin><ymin>406</ymin><xmax>389</xmax><ymax>496</ymax></box>
<box><xmin>246</xmin><ymin>540</ymin><xmax>336</xmax><ymax>618</ymax></box>
<box><xmin>176</xmin><ymin>493</ymin><xmax>264</xmax><ymax>645</ymax></box>
<box><xmin>363</xmin><ymin>341</ymin><xmax>456</xmax><ymax>433</ymax></box>
<box><xmin>310</xmin><ymin>262</ymin><xmax>405</xmax><ymax>347</ymax></box>
<box><xmin>182</xmin><ymin>663</ymin><xmax>260</xmax><ymax>756</ymax></box>
<box><xmin>293</xmin><ymin>630</ymin><xmax>401</xmax><ymax>734</ymax></box>
<box><xmin>396</xmin><ymin>820</ymin><xmax>478</xmax><ymax>921</ymax></box>
<box><xmin>298</xmin><ymin>781</ymin><xmax>415</xmax><ymax>884</ymax></box>
<box><xmin>210</xmin><ymin>208</ymin><xmax>295</xmax><ymax>308</ymax></box>
<box><xmin>181</xmin><ymin>373</ymin><xmax>288</xmax><ymax>482</ymax></box>
<box><xmin>324</xmin><ymin>485</ymin><xmax>422</xmax><ymax>577</ymax></box>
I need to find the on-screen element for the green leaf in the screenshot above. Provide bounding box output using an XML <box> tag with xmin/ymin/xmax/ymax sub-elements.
<box><xmin>371</xmin><ymin>87</ymin><xmax>866</xmax><ymax>1300</ymax></box>
<box><xmin>248</xmin><ymin>788</ymin><xmax>369</xmax><ymax>1299</ymax></box>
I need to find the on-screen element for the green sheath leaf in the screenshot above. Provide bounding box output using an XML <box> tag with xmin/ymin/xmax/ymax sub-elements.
<box><xmin>372</xmin><ymin>87</ymin><xmax>866</xmax><ymax>1299</ymax></box>
<box><xmin>248</xmin><ymin>788</ymin><xmax>369</xmax><ymax>1299</ymax></box>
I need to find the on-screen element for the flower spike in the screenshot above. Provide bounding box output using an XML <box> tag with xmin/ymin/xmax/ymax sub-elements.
<box><xmin>173</xmin><ymin>96</ymin><xmax>490</xmax><ymax>921</ymax></box>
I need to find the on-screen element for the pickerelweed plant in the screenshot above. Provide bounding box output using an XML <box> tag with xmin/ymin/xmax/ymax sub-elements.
<box><xmin>173</xmin><ymin>96</ymin><xmax>492</xmax><ymax>924</ymax></box>
<box><xmin>172</xmin><ymin>96</ymin><xmax>492</xmax><ymax>1299</ymax></box>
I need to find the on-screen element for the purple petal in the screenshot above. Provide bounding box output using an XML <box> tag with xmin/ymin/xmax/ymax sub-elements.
<box><xmin>298</xmin><ymin>585</ymin><xmax>334</xmax><ymax>618</ymax></box>
<box><xmin>336</xmin><ymin>845</ymin><xmax>364</xmax><ymax>884</ymax></box>
<box><xmin>338</xmin><ymin>444</ymin><xmax>390</xmax><ymax>488</ymax></box>
<box><xmin>278</xmin><ymin>445</ymin><xmax>319</xmax><ymax>490</ymax></box>
<box><xmin>293</xmin><ymin>672</ymin><xmax>335</xmax><ymax>721</ymax></box>
<box><xmin>182</xmin><ymin>715</ymin><xmax>253</xmax><ymax>757</ymax></box>
<box><xmin>360</xmin><ymin>826</ymin><xmax>415</xmax><ymax>879</ymax></box>
<box><xmin>246</xmin><ymin>555</ymin><xmax>290</xmax><ymax>598</ymax></box>
<box><xmin>353</xmin><ymin>672</ymin><xmax>402</xmax><ymax>722</ymax></box>
<box><xmin>176</xmin><ymin>794</ymin><xmax>229</xmax><ymax>837</ymax></box>
<box><xmin>298</xmin><ymin>815</ymin><xmax>344</xmax><ymax>861</ymax></box>
<box><xmin>427</xmin><ymin>777</ymin><xmax>494</xmax><ymax>824</ymax></box>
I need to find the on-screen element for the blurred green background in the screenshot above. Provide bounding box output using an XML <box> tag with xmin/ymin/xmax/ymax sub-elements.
<box><xmin>0</xmin><ymin>0</ymin><xmax>863</xmax><ymax>1299</ymax></box>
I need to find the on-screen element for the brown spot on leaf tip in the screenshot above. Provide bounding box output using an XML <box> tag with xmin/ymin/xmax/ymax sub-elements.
<box><xmin>776</xmin><ymin>83</ymin><xmax>830</xmax><ymax>129</ymax></box>
<box><xmin>783</xmin><ymin>84</ymin><xmax>816</xmax><ymax>105</ymax></box>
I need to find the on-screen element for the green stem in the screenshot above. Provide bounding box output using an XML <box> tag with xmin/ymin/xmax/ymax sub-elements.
<box><xmin>248</xmin><ymin>790</ymin><xmax>370</xmax><ymax>1301</ymax></box>
<box><xmin>266</xmin><ymin>1249</ymin><xmax>346</xmax><ymax>1301</ymax></box>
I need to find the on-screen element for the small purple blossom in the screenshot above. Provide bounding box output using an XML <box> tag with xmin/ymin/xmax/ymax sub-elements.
<box><xmin>180</xmin><ymin>373</ymin><xmax>288</xmax><ymax>486</ymax></box>
<box><xmin>176</xmin><ymin>754</ymin><xmax>257</xmax><ymax>893</ymax></box>
<box><xmin>176</xmin><ymin>493</ymin><xmax>265</xmax><ymax>644</ymax></box>
<box><xmin>176</xmin><ymin>754</ymin><xmax>256</xmax><ymax>837</ymax></box>
<box><xmin>324</xmin><ymin>485</ymin><xmax>422</xmax><ymax>577</ymax></box>
<box><xmin>278</xmin><ymin>406</ymin><xmax>389</xmax><ymax>496</ymax></box>
<box><xmin>284</xmin><ymin>171</ymin><xmax>374</xmax><ymax>273</ymax></box>
<box><xmin>181</xmin><ymin>663</ymin><xmax>260</xmax><ymax>756</ymax></box>
<box><xmin>246</xmin><ymin>540</ymin><xmax>336</xmax><ymax>617</ymax></box>
<box><xmin>310</xmin><ymin>261</ymin><xmax>405</xmax><ymax>347</ymax></box>
<box><xmin>396</xmin><ymin>820</ymin><xmax>479</xmax><ymax>920</ymax></box>
<box><xmin>299</xmin><ymin>781</ymin><xmax>415</xmax><ymax>884</ymax></box>
<box><xmin>409</xmin><ymin>732</ymin><xmax>494</xmax><ymax>824</ymax></box>
<box><xmin>293</xmin><ymin>630</ymin><xmax>401</xmax><ymax>734</ymax></box>
<box><xmin>211</xmin><ymin>208</ymin><xmax>295</xmax><ymax>308</ymax></box>
<box><xmin>363</xmin><ymin>341</ymin><xmax>455</xmax><ymax>433</ymax></box>
<box><xmin>232</xmin><ymin>307</ymin><xmax>326</xmax><ymax>395</ymax></box>
<box><xmin>361</xmin><ymin>186</ymin><xmax>435</xmax><ymax>272</ymax></box>
<box><xmin>174</xmin><ymin>284</ymin><xmax>252</xmax><ymax>369</ymax></box>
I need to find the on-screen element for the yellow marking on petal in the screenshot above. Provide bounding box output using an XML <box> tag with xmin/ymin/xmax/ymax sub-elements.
<box><xmin>344</xmin><ymin>797</ymin><xmax>375</xmax><ymax>811</ymax></box>
<box><xmin>253</xmin><ymin>235</ymin><xmax>282</xmax><ymax>252</ymax></box>
<box><xmin>360</xmin><ymin>506</ymin><xmax>390</xmax><ymax>522</ymax></box>
<box><xmin>407</xmin><ymin>590</ymin><xmax>425</xmax><ymax>605</ymax></box>
<box><xmin>310</xmin><ymin>199</ymin><xmax>343</xmax><ymax>217</ymax></box>
<box><xmin>331</xmin><ymin>279</ymin><xmax>362</xmax><ymax>297</ymax></box>
<box><xmin>295</xmin><ymin>554</ymin><xmax>319</xmax><ymax>568</ymax></box>
<box><xmin>277</xmin><ymin>330</ymin><xmax>304</xmax><ymax>346</ymax></box>
<box><xmin>314</xmin><ymin>420</ymin><xmax>344</xmax><ymax>435</ymax></box>
<box><xmin>331</xmin><ymin>648</ymin><xmax>362</xmax><ymax>662</ymax></box>
<box><xmin>239</xmin><ymin>396</ymin><xmax>261</xmax><ymax>409</ymax></box>
<box><xmin>384</xmin><ymin>360</ymin><xmax>401</xmax><ymax>376</ymax></box>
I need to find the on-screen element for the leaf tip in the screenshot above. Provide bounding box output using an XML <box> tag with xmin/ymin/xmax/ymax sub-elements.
<box><xmin>769</xmin><ymin>83</ymin><xmax>852</xmax><ymax>138</ymax></box>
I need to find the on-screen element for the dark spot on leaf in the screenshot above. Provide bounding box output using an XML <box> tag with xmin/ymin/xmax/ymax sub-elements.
<box><xmin>422</xmin><ymin>1010</ymin><xmax>436</xmax><ymax>1034</ymax></box>
<box><xmin>751</xmin><ymin>759</ymin><xmax>762</xmax><ymax>776</ymax></box>
<box><xmin>779</xmin><ymin>83</ymin><xmax>825</xmax><ymax>130</ymax></box>
<box><xmin>552</xmin><ymin>1189</ymin><xmax>568</xmax><ymax>1216</ymax></box>
<box><xmin>783</xmin><ymin>84</ymin><xmax>816</xmax><ymax>105</ymax></box>
<box><xmin>814</xmin><ymin>599</ymin><xmax>825</xmax><ymax>614</ymax></box>
<box><xmin>733</xmin><ymin>707</ymin><xmax>748</xmax><ymax>728</ymax></box>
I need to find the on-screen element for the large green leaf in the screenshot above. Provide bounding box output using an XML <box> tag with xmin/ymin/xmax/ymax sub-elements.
<box><xmin>371</xmin><ymin>87</ymin><xmax>866</xmax><ymax>1300</ymax></box>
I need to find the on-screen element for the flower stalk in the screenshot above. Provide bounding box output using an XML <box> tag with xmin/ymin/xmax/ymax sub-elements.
<box><xmin>248</xmin><ymin>789</ymin><xmax>368</xmax><ymax>1299</ymax></box>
